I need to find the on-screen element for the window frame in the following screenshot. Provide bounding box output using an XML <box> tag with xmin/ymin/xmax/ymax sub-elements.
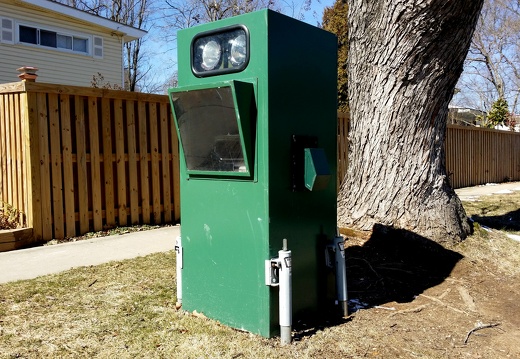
<box><xmin>15</xmin><ymin>21</ymin><xmax>96</xmax><ymax>57</ymax></box>
<box><xmin>0</xmin><ymin>17</ymin><xmax>15</xmax><ymax>44</ymax></box>
<box><xmin>169</xmin><ymin>80</ymin><xmax>256</xmax><ymax>179</ymax></box>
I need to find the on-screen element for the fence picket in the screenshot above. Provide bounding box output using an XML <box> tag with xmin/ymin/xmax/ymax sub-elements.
<box><xmin>138</xmin><ymin>101</ymin><xmax>150</xmax><ymax>223</ymax></box>
<box><xmin>48</xmin><ymin>93</ymin><xmax>65</xmax><ymax>239</ymax></box>
<box><xmin>14</xmin><ymin>94</ymin><xmax>24</xmax><ymax>219</ymax></box>
<box><xmin>336</xmin><ymin>118</ymin><xmax>520</xmax><ymax>190</ymax></box>
<box><xmin>102</xmin><ymin>97</ymin><xmax>115</xmax><ymax>227</ymax></box>
<box><xmin>0</xmin><ymin>95</ymin><xmax>5</xmax><ymax>204</ymax></box>
<box><xmin>60</xmin><ymin>94</ymin><xmax>75</xmax><ymax>237</ymax></box>
<box><xmin>126</xmin><ymin>100</ymin><xmax>139</xmax><ymax>224</ymax></box>
<box><xmin>149</xmin><ymin>103</ymin><xmax>161</xmax><ymax>223</ymax></box>
<box><xmin>19</xmin><ymin>93</ymin><xmax>28</xmax><ymax>227</ymax></box>
<box><xmin>75</xmin><ymin>95</ymin><xmax>89</xmax><ymax>234</ymax></box>
<box><xmin>114</xmin><ymin>98</ymin><xmax>127</xmax><ymax>226</ymax></box>
<box><xmin>171</xmin><ymin>105</ymin><xmax>180</xmax><ymax>222</ymax></box>
<box><xmin>23</xmin><ymin>91</ymin><xmax>41</xmax><ymax>239</ymax></box>
<box><xmin>6</xmin><ymin>94</ymin><xmax>13</xmax><ymax>206</ymax></box>
<box><xmin>88</xmin><ymin>96</ymin><xmax>103</xmax><ymax>231</ymax></box>
<box><xmin>160</xmin><ymin>102</ymin><xmax>172</xmax><ymax>223</ymax></box>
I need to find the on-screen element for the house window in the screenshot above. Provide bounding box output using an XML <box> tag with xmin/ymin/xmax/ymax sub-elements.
<box><xmin>57</xmin><ymin>34</ymin><xmax>72</xmax><ymax>49</ymax></box>
<box><xmin>74</xmin><ymin>37</ymin><xmax>88</xmax><ymax>52</ymax></box>
<box><xmin>19</xmin><ymin>25</ymin><xmax>37</xmax><ymax>44</ymax></box>
<box><xmin>0</xmin><ymin>17</ymin><xmax>14</xmax><ymax>44</ymax></box>
<box><xmin>40</xmin><ymin>29</ymin><xmax>57</xmax><ymax>47</ymax></box>
<box><xmin>16</xmin><ymin>23</ymin><xmax>99</xmax><ymax>57</ymax></box>
<box><xmin>93</xmin><ymin>36</ymin><xmax>103</xmax><ymax>58</ymax></box>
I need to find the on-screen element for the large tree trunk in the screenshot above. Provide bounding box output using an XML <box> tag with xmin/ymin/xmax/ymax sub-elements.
<box><xmin>338</xmin><ymin>0</ymin><xmax>484</xmax><ymax>243</ymax></box>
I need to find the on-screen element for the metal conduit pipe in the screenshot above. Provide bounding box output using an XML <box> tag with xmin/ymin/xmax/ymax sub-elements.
<box><xmin>333</xmin><ymin>235</ymin><xmax>348</xmax><ymax>317</ymax></box>
<box><xmin>278</xmin><ymin>238</ymin><xmax>292</xmax><ymax>345</ymax></box>
<box><xmin>265</xmin><ymin>238</ymin><xmax>293</xmax><ymax>345</ymax></box>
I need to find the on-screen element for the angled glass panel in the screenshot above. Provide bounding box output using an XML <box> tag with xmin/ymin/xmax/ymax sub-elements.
<box><xmin>170</xmin><ymin>84</ymin><xmax>251</xmax><ymax>176</ymax></box>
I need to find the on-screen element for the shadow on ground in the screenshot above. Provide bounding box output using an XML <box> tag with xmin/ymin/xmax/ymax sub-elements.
<box><xmin>345</xmin><ymin>224</ymin><xmax>463</xmax><ymax>311</ymax></box>
<box><xmin>471</xmin><ymin>209</ymin><xmax>520</xmax><ymax>231</ymax></box>
<box><xmin>292</xmin><ymin>224</ymin><xmax>463</xmax><ymax>340</ymax></box>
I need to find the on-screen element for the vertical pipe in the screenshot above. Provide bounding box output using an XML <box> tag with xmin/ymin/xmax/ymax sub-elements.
<box><xmin>278</xmin><ymin>238</ymin><xmax>292</xmax><ymax>345</ymax></box>
<box><xmin>175</xmin><ymin>236</ymin><xmax>183</xmax><ymax>307</ymax></box>
<box><xmin>333</xmin><ymin>236</ymin><xmax>348</xmax><ymax>316</ymax></box>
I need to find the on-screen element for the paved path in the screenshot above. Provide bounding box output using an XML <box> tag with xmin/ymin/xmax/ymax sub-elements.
<box><xmin>454</xmin><ymin>181</ymin><xmax>520</xmax><ymax>201</ymax></box>
<box><xmin>2</xmin><ymin>182</ymin><xmax>519</xmax><ymax>285</ymax></box>
<box><xmin>0</xmin><ymin>225</ymin><xmax>179</xmax><ymax>284</ymax></box>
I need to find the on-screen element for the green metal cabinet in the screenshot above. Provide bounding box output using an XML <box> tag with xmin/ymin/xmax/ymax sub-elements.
<box><xmin>169</xmin><ymin>9</ymin><xmax>337</xmax><ymax>338</ymax></box>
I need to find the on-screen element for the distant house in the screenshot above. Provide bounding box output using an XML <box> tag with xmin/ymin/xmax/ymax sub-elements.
<box><xmin>448</xmin><ymin>106</ymin><xmax>520</xmax><ymax>131</ymax></box>
<box><xmin>448</xmin><ymin>106</ymin><xmax>486</xmax><ymax>126</ymax></box>
<box><xmin>0</xmin><ymin>0</ymin><xmax>146</xmax><ymax>87</ymax></box>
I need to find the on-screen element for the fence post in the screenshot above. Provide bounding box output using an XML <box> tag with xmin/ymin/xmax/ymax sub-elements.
<box><xmin>17</xmin><ymin>67</ymin><xmax>38</xmax><ymax>82</ymax></box>
<box><xmin>22</xmin><ymin>85</ymin><xmax>43</xmax><ymax>241</ymax></box>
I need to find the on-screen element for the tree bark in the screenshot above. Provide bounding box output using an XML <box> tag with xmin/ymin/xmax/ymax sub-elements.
<box><xmin>338</xmin><ymin>0</ymin><xmax>484</xmax><ymax>243</ymax></box>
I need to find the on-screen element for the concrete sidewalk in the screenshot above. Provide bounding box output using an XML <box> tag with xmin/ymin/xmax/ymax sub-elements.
<box><xmin>454</xmin><ymin>181</ymin><xmax>520</xmax><ymax>201</ymax></box>
<box><xmin>2</xmin><ymin>182</ymin><xmax>519</xmax><ymax>285</ymax></box>
<box><xmin>0</xmin><ymin>225</ymin><xmax>179</xmax><ymax>284</ymax></box>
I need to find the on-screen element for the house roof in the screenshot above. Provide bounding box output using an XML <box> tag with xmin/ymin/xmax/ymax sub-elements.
<box><xmin>20</xmin><ymin>0</ymin><xmax>147</xmax><ymax>42</ymax></box>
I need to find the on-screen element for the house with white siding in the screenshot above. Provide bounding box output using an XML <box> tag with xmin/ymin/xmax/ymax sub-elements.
<box><xmin>0</xmin><ymin>0</ymin><xmax>146</xmax><ymax>87</ymax></box>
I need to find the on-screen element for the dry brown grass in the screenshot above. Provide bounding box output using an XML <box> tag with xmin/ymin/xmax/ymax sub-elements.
<box><xmin>1</xmin><ymin>193</ymin><xmax>519</xmax><ymax>358</ymax></box>
<box><xmin>0</xmin><ymin>253</ymin><xmax>287</xmax><ymax>358</ymax></box>
<box><xmin>458</xmin><ymin>192</ymin><xmax>520</xmax><ymax>276</ymax></box>
<box><xmin>462</xmin><ymin>192</ymin><xmax>520</xmax><ymax>234</ymax></box>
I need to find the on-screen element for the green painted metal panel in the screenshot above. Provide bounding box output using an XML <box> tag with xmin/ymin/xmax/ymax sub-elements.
<box><xmin>265</xmin><ymin>10</ymin><xmax>338</xmax><ymax>326</ymax></box>
<box><xmin>170</xmin><ymin>9</ymin><xmax>337</xmax><ymax>338</ymax></box>
<box><xmin>304</xmin><ymin>148</ymin><xmax>332</xmax><ymax>191</ymax></box>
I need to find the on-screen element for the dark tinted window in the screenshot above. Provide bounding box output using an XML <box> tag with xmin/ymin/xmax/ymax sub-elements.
<box><xmin>40</xmin><ymin>29</ymin><xmax>57</xmax><ymax>47</ymax></box>
<box><xmin>19</xmin><ymin>26</ymin><xmax>37</xmax><ymax>44</ymax></box>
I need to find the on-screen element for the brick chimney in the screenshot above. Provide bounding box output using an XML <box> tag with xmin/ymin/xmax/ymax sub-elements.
<box><xmin>17</xmin><ymin>66</ymin><xmax>39</xmax><ymax>82</ymax></box>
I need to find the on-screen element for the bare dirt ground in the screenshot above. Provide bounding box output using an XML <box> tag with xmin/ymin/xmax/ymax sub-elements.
<box><xmin>333</xmin><ymin>224</ymin><xmax>520</xmax><ymax>358</ymax></box>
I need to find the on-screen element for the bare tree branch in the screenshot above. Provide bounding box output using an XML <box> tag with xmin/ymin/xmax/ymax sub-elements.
<box><xmin>453</xmin><ymin>0</ymin><xmax>520</xmax><ymax>113</ymax></box>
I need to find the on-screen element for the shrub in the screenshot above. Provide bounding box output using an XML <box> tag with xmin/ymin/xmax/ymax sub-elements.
<box><xmin>0</xmin><ymin>202</ymin><xmax>22</xmax><ymax>230</ymax></box>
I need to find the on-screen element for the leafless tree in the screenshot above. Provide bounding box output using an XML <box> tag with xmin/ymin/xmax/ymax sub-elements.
<box><xmin>160</xmin><ymin>0</ymin><xmax>278</xmax><ymax>33</ymax></box>
<box><xmin>154</xmin><ymin>0</ymin><xmax>318</xmax><ymax>91</ymax></box>
<box><xmin>53</xmin><ymin>0</ymin><xmax>153</xmax><ymax>91</ymax></box>
<box><xmin>453</xmin><ymin>0</ymin><xmax>520</xmax><ymax>114</ymax></box>
<box><xmin>153</xmin><ymin>0</ymin><xmax>279</xmax><ymax>90</ymax></box>
<box><xmin>53</xmin><ymin>1</ymin><xmax>319</xmax><ymax>92</ymax></box>
<box><xmin>157</xmin><ymin>0</ymin><xmax>324</xmax><ymax>40</ymax></box>
<box><xmin>281</xmin><ymin>0</ymin><xmax>312</xmax><ymax>21</ymax></box>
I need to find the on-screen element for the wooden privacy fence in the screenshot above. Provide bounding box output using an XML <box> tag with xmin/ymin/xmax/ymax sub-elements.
<box><xmin>0</xmin><ymin>81</ymin><xmax>180</xmax><ymax>242</ymax></box>
<box><xmin>445</xmin><ymin>125</ymin><xmax>520</xmax><ymax>188</ymax></box>
<box><xmin>336</xmin><ymin>115</ymin><xmax>520</xmax><ymax>190</ymax></box>
<box><xmin>337</xmin><ymin>112</ymin><xmax>349</xmax><ymax>192</ymax></box>
<box><xmin>3</xmin><ymin>86</ymin><xmax>520</xmax><ymax>242</ymax></box>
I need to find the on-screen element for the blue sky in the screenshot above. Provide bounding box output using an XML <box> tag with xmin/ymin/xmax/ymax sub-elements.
<box><xmin>296</xmin><ymin>0</ymin><xmax>335</xmax><ymax>26</ymax></box>
<box><xmin>143</xmin><ymin>0</ymin><xmax>335</xmax><ymax>91</ymax></box>
<box><xmin>310</xmin><ymin>0</ymin><xmax>335</xmax><ymax>23</ymax></box>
